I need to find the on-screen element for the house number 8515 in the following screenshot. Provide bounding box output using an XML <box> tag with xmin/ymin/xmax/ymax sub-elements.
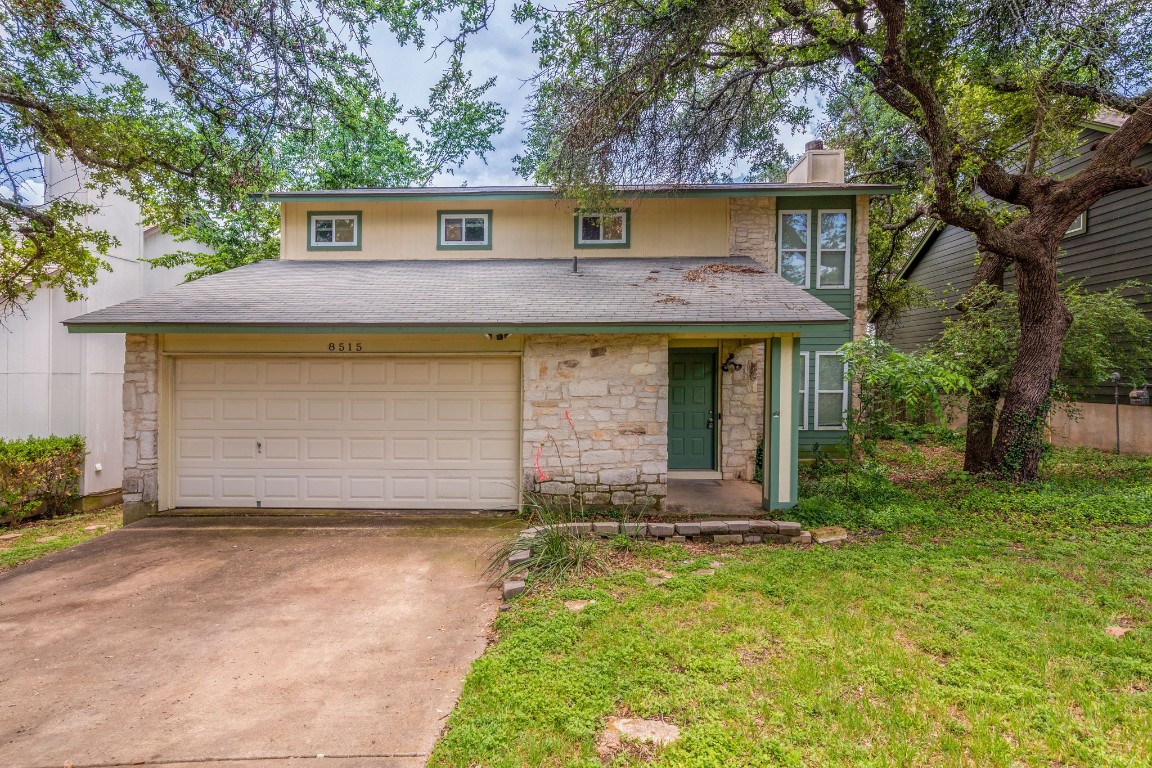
<box><xmin>328</xmin><ymin>342</ymin><xmax>363</xmax><ymax>352</ymax></box>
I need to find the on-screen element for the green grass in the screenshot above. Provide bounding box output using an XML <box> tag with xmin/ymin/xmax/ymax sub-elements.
<box><xmin>430</xmin><ymin>442</ymin><xmax>1152</xmax><ymax>767</ymax></box>
<box><xmin>0</xmin><ymin>505</ymin><xmax>123</xmax><ymax>570</ymax></box>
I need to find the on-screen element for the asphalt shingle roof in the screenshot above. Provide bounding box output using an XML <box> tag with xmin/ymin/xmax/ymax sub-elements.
<box><xmin>64</xmin><ymin>257</ymin><xmax>847</xmax><ymax>330</ymax></box>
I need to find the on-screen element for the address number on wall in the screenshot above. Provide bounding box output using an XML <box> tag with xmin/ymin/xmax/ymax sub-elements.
<box><xmin>327</xmin><ymin>342</ymin><xmax>364</xmax><ymax>352</ymax></box>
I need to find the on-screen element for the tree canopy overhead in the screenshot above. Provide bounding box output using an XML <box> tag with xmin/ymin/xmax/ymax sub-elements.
<box><xmin>516</xmin><ymin>0</ymin><xmax>1152</xmax><ymax>480</ymax></box>
<box><xmin>1</xmin><ymin>0</ymin><xmax>504</xmax><ymax>315</ymax></box>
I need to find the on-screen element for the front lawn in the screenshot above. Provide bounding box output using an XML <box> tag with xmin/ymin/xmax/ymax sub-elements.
<box><xmin>0</xmin><ymin>505</ymin><xmax>123</xmax><ymax>570</ymax></box>
<box><xmin>430</xmin><ymin>441</ymin><xmax>1152</xmax><ymax>767</ymax></box>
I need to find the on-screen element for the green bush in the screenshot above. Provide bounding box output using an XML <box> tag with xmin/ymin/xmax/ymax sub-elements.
<box><xmin>0</xmin><ymin>435</ymin><xmax>86</xmax><ymax>526</ymax></box>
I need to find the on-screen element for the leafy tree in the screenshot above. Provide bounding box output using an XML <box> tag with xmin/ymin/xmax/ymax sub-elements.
<box><xmin>1</xmin><ymin>0</ymin><xmax>502</xmax><ymax>315</ymax></box>
<box><xmin>515</xmin><ymin>0</ymin><xmax>1152</xmax><ymax>480</ymax></box>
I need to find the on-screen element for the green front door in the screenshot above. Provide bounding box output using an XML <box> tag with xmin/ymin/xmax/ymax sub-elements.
<box><xmin>668</xmin><ymin>349</ymin><xmax>717</xmax><ymax>470</ymax></box>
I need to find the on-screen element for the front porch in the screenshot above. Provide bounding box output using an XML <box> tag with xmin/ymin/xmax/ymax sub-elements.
<box><xmin>664</xmin><ymin>477</ymin><xmax>765</xmax><ymax>517</ymax></box>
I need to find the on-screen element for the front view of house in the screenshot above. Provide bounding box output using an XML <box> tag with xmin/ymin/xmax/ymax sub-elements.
<box><xmin>65</xmin><ymin>148</ymin><xmax>892</xmax><ymax>522</ymax></box>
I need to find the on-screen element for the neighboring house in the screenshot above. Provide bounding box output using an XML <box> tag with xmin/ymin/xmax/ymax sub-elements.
<box><xmin>64</xmin><ymin>144</ymin><xmax>895</xmax><ymax>522</ymax></box>
<box><xmin>885</xmin><ymin>114</ymin><xmax>1152</xmax><ymax>453</ymax></box>
<box><xmin>0</xmin><ymin>156</ymin><xmax>195</xmax><ymax>502</ymax></box>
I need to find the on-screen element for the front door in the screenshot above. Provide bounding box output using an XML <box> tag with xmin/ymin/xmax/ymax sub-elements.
<box><xmin>668</xmin><ymin>349</ymin><xmax>717</xmax><ymax>470</ymax></box>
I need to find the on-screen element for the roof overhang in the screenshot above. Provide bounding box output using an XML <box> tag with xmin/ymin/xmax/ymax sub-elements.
<box><xmin>252</xmin><ymin>183</ymin><xmax>901</xmax><ymax>203</ymax></box>
<box><xmin>65</xmin><ymin>321</ymin><xmax>840</xmax><ymax>335</ymax></box>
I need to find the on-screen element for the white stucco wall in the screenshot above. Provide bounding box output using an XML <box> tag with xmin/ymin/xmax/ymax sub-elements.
<box><xmin>0</xmin><ymin>157</ymin><xmax>196</xmax><ymax>494</ymax></box>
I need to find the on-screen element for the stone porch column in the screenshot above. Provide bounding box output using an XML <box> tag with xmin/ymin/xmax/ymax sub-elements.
<box><xmin>123</xmin><ymin>333</ymin><xmax>160</xmax><ymax>523</ymax></box>
<box><xmin>761</xmin><ymin>336</ymin><xmax>800</xmax><ymax>510</ymax></box>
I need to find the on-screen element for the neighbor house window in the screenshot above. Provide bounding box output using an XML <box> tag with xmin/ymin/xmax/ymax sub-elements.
<box><xmin>814</xmin><ymin>352</ymin><xmax>848</xmax><ymax>430</ymax></box>
<box><xmin>1065</xmin><ymin>212</ymin><xmax>1087</xmax><ymax>237</ymax></box>
<box><xmin>816</xmin><ymin>210</ymin><xmax>850</xmax><ymax>288</ymax></box>
<box><xmin>438</xmin><ymin>211</ymin><xmax>491</xmax><ymax>249</ymax></box>
<box><xmin>308</xmin><ymin>212</ymin><xmax>361</xmax><ymax>250</ymax></box>
<box><xmin>778</xmin><ymin>211</ymin><xmax>810</xmax><ymax>287</ymax></box>
<box><xmin>575</xmin><ymin>210</ymin><xmax>629</xmax><ymax>247</ymax></box>
<box><xmin>799</xmin><ymin>351</ymin><xmax>810</xmax><ymax>431</ymax></box>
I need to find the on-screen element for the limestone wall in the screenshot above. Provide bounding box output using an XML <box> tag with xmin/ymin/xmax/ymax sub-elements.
<box><xmin>522</xmin><ymin>334</ymin><xmax>668</xmax><ymax>509</ymax></box>
<box><xmin>719</xmin><ymin>340</ymin><xmax>765</xmax><ymax>480</ymax></box>
<box><xmin>122</xmin><ymin>333</ymin><xmax>160</xmax><ymax>522</ymax></box>
<box><xmin>728</xmin><ymin>197</ymin><xmax>778</xmax><ymax>268</ymax></box>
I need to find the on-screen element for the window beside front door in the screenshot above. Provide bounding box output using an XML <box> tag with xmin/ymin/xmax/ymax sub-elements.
<box><xmin>575</xmin><ymin>210</ymin><xmax>629</xmax><ymax>247</ymax></box>
<box><xmin>814</xmin><ymin>352</ymin><xmax>848</xmax><ymax>429</ymax></box>
<box><xmin>308</xmin><ymin>212</ymin><xmax>361</xmax><ymax>250</ymax></box>
<box><xmin>438</xmin><ymin>211</ymin><xmax>492</xmax><ymax>249</ymax></box>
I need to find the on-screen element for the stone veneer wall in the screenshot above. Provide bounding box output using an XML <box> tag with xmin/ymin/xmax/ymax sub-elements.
<box><xmin>123</xmin><ymin>333</ymin><xmax>160</xmax><ymax>522</ymax></box>
<box><xmin>718</xmin><ymin>340</ymin><xmax>765</xmax><ymax>480</ymax></box>
<box><xmin>522</xmin><ymin>334</ymin><xmax>668</xmax><ymax>509</ymax></box>
<box><xmin>728</xmin><ymin>197</ymin><xmax>778</xmax><ymax>267</ymax></box>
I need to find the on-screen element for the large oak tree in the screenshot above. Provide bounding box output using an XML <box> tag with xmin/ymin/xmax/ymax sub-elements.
<box><xmin>515</xmin><ymin>0</ymin><xmax>1152</xmax><ymax>480</ymax></box>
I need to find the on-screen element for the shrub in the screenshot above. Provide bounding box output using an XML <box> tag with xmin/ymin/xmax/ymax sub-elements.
<box><xmin>0</xmin><ymin>435</ymin><xmax>86</xmax><ymax>526</ymax></box>
<box><xmin>486</xmin><ymin>489</ymin><xmax>602</xmax><ymax>587</ymax></box>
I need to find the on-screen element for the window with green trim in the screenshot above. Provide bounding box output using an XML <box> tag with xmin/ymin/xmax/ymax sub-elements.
<box><xmin>439</xmin><ymin>211</ymin><xmax>491</xmax><ymax>248</ymax></box>
<box><xmin>816</xmin><ymin>210</ymin><xmax>850</xmax><ymax>288</ymax></box>
<box><xmin>308</xmin><ymin>212</ymin><xmax>361</xmax><ymax>249</ymax></box>
<box><xmin>778</xmin><ymin>212</ymin><xmax>810</xmax><ymax>287</ymax></box>
<box><xmin>814</xmin><ymin>352</ymin><xmax>848</xmax><ymax>430</ymax></box>
<box><xmin>575</xmin><ymin>210</ymin><xmax>629</xmax><ymax>247</ymax></box>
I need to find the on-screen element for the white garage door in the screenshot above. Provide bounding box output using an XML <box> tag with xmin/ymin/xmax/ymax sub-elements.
<box><xmin>171</xmin><ymin>356</ymin><xmax>520</xmax><ymax>509</ymax></box>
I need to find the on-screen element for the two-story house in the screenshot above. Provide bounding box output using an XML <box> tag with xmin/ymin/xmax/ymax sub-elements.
<box><xmin>65</xmin><ymin>145</ymin><xmax>894</xmax><ymax>522</ymax></box>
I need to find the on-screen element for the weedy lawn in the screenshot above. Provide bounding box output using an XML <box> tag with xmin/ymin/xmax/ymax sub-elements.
<box><xmin>430</xmin><ymin>440</ymin><xmax>1152</xmax><ymax>767</ymax></box>
<box><xmin>0</xmin><ymin>505</ymin><xmax>123</xmax><ymax>570</ymax></box>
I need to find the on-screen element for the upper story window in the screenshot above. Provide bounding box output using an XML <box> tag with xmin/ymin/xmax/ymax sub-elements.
<box><xmin>778</xmin><ymin>211</ymin><xmax>810</xmax><ymax>287</ymax></box>
<box><xmin>1065</xmin><ymin>212</ymin><xmax>1086</xmax><ymax>237</ymax></box>
<box><xmin>575</xmin><ymin>210</ymin><xmax>629</xmax><ymax>248</ymax></box>
<box><xmin>439</xmin><ymin>211</ymin><xmax>491</xmax><ymax>249</ymax></box>
<box><xmin>308</xmin><ymin>212</ymin><xmax>361</xmax><ymax>250</ymax></box>
<box><xmin>816</xmin><ymin>210</ymin><xmax>850</xmax><ymax>288</ymax></box>
<box><xmin>779</xmin><ymin>209</ymin><xmax>852</xmax><ymax>288</ymax></box>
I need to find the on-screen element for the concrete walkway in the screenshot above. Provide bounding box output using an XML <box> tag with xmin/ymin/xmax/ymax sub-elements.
<box><xmin>0</xmin><ymin>515</ymin><xmax>516</xmax><ymax>768</ymax></box>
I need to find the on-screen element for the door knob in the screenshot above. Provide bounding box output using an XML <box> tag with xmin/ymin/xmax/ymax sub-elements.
<box><xmin>707</xmin><ymin>410</ymin><xmax>715</xmax><ymax>429</ymax></box>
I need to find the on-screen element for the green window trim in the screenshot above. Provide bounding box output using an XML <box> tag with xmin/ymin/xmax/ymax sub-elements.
<box><xmin>437</xmin><ymin>210</ymin><xmax>493</xmax><ymax>250</ymax></box>
<box><xmin>574</xmin><ymin>209</ymin><xmax>631</xmax><ymax>249</ymax></box>
<box><xmin>307</xmin><ymin>211</ymin><xmax>362</xmax><ymax>251</ymax></box>
<box><xmin>798</xmin><ymin>350</ymin><xmax>810</xmax><ymax>431</ymax></box>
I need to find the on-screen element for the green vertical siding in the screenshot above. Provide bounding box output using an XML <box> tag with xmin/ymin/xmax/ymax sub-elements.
<box><xmin>780</xmin><ymin>196</ymin><xmax>858</xmax><ymax>458</ymax></box>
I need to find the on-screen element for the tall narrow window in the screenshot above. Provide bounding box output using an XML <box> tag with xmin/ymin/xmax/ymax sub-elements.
<box><xmin>778</xmin><ymin>212</ymin><xmax>810</xmax><ymax>287</ymax></box>
<box><xmin>817</xmin><ymin>211</ymin><xmax>850</xmax><ymax>288</ymax></box>
<box><xmin>575</xmin><ymin>210</ymin><xmax>629</xmax><ymax>247</ymax></box>
<box><xmin>439</xmin><ymin>211</ymin><xmax>491</xmax><ymax>249</ymax></box>
<box><xmin>308</xmin><ymin>212</ymin><xmax>361</xmax><ymax>250</ymax></box>
<box><xmin>799</xmin><ymin>351</ymin><xmax>810</xmax><ymax>431</ymax></box>
<box><xmin>814</xmin><ymin>352</ymin><xmax>848</xmax><ymax>430</ymax></box>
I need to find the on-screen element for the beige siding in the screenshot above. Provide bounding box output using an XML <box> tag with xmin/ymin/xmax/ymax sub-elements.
<box><xmin>161</xmin><ymin>333</ymin><xmax>523</xmax><ymax>355</ymax></box>
<box><xmin>280</xmin><ymin>198</ymin><xmax>730</xmax><ymax>261</ymax></box>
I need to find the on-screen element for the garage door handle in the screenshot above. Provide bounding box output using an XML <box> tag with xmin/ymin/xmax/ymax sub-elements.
<box><xmin>256</xmin><ymin>441</ymin><xmax>262</xmax><ymax>454</ymax></box>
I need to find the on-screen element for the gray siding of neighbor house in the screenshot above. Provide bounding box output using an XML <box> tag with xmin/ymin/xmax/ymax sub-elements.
<box><xmin>886</xmin><ymin>129</ymin><xmax>1152</xmax><ymax>402</ymax></box>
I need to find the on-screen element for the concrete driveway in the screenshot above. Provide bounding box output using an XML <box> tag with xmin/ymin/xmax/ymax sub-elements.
<box><xmin>0</xmin><ymin>514</ymin><xmax>514</xmax><ymax>768</ymax></box>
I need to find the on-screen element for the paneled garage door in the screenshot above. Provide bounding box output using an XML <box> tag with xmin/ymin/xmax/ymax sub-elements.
<box><xmin>171</xmin><ymin>356</ymin><xmax>520</xmax><ymax>509</ymax></box>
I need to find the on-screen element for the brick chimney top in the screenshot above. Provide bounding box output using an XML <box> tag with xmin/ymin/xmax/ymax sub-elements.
<box><xmin>805</xmin><ymin>139</ymin><xmax>825</xmax><ymax>151</ymax></box>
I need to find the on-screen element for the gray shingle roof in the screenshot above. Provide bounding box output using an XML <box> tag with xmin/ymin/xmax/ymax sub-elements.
<box><xmin>64</xmin><ymin>257</ymin><xmax>847</xmax><ymax>330</ymax></box>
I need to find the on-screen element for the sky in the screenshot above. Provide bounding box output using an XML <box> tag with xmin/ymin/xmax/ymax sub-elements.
<box><xmin>368</xmin><ymin>8</ymin><xmax>825</xmax><ymax>186</ymax></box>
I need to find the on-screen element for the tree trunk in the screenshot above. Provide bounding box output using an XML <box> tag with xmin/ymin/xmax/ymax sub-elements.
<box><xmin>963</xmin><ymin>383</ymin><xmax>999</xmax><ymax>473</ymax></box>
<box><xmin>961</xmin><ymin>248</ymin><xmax>1007</xmax><ymax>472</ymax></box>
<box><xmin>989</xmin><ymin>252</ymin><xmax>1072</xmax><ymax>480</ymax></box>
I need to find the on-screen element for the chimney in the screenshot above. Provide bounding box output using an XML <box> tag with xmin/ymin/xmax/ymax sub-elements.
<box><xmin>786</xmin><ymin>140</ymin><xmax>845</xmax><ymax>184</ymax></box>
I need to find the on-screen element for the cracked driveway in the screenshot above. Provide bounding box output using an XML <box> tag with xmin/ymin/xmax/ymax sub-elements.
<box><xmin>0</xmin><ymin>514</ymin><xmax>513</xmax><ymax>768</ymax></box>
